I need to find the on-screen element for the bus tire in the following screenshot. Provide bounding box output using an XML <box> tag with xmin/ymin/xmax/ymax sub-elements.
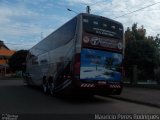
<box><xmin>49</xmin><ymin>82</ymin><xmax>55</xmax><ymax>95</ymax></box>
<box><xmin>48</xmin><ymin>77</ymin><xmax>55</xmax><ymax>95</ymax></box>
<box><xmin>42</xmin><ymin>76</ymin><xmax>48</xmax><ymax>94</ymax></box>
<box><xmin>26</xmin><ymin>77</ymin><xmax>32</xmax><ymax>86</ymax></box>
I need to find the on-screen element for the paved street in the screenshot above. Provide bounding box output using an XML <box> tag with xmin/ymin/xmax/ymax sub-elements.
<box><xmin>110</xmin><ymin>86</ymin><xmax>160</xmax><ymax>108</ymax></box>
<box><xmin>0</xmin><ymin>79</ymin><xmax>160</xmax><ymax>120</ymax></box>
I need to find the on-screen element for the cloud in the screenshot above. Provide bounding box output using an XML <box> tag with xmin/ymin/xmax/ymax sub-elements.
<box><xmin>66</xmin><ymin>0</ymin><xmax>160</xmax><ymax>36</ymax></box>
<box><xmin>92</xmin><ymin>0</ymin><xmax>160</xmax><ymax>36</ymax></box>
<box><xmin>0</xmin><ymin>0</ymin><xmax>160</xmax><ymax>50</ymax></box>
<box><xmin>67</xmin><ymin>0</ymin><xmax>93</xmax><ymax>5</ymax></box>
<box><xmin>0</xmin><ymin>1</ymin><xmax>68</xmax><ymax>50</ymax></box>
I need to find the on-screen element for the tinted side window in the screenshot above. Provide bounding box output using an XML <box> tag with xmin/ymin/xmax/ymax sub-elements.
<box><xmin>33</xmin><ymin>18</ymin><xmax>77</xmax><ymax>56</ymax></box>
<box><xmin>58</xmin><ymin>17</ymin><xmax>77</xmax><ymax>45</ymax></box>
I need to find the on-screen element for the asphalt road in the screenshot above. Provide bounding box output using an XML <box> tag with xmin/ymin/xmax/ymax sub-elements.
<box><xmin>0</xmin><ymin>79</ymin><xmax>160</xmax><ymax>120</ymax></box>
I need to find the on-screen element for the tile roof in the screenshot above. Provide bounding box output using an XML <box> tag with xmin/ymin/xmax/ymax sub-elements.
<box><xmin>0</xmin><ymin>50</ymin><xmax>15</xmax><ymax>56</ymax></box>
<box><xmin>0</xmin><ymin>40</ymin><xmax>9</xmax><ymax>50</ymax></box>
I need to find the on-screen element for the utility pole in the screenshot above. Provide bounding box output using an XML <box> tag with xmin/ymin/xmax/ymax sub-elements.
<box><xmin>86</xmin><ymin>6</ymin><xmax>91</xmax><ymax>14</ymax></box>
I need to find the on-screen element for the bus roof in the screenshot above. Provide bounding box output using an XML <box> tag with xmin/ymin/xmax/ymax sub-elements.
<box><xmin>79</xmin><ymin>13</ymin><xmax>123</xmax><ymax>26</ymax></box>
<box><xmin>30</xmin><ymin>13</ymin><xmax>123</xmax><ymax>51</ymax></box>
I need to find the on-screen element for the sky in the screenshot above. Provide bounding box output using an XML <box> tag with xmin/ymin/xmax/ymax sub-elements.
<box><xmin>0</xmin><ymin>0</ymin><xmax>160</xmax><ymax>50</ymax></box>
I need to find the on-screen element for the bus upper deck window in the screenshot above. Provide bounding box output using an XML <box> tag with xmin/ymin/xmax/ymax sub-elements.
<box><xmin>119</xmin><ymin>28</ymin><xmax>123</xmax><ymax>31</ymax></box>
<box><xmin>111</xmin><ymin>26</ymin><xmax>116</xmax><ymax>29</ymax></box>
<box><xmin>103</xmin><ymin>24</ymin><xmax>107</xmax><ymax>27</ymax></box>
<box><xmin>93</xmin><ymin>21</ymin><xmax>98</xmax><ymax>25</ymax></box>
<box><xmin>83</xmin><ymin>19</ymin><xmax>88</xmax><ymax>23</ymax></box>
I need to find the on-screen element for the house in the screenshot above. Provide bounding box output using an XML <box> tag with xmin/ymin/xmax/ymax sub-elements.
<box><xmin>0</xmin><ymin>40</ymin><xmax>15</xmax><ymax>77</ymax></box>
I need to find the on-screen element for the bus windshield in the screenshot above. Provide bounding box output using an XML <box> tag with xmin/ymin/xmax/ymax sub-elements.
<box><xmin>83</xmin><ymin>15</ymin><xmax>123</xmax><ymax>39</ymax></box>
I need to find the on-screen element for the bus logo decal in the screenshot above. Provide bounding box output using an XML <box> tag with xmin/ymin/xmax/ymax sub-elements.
<box><xmin>99</xmin><ymin>39</ymin><xmax>116</xmax><ymax>48</ymax></box>
<box><xmin>83</xmin><ymin>36</ymin><xmax>90</xmax><ymax>43</ymax></box>
<box><xmin>90</xmin><ymin>37</ymin><xmax>99</xmax><ymax>46</ymax></box>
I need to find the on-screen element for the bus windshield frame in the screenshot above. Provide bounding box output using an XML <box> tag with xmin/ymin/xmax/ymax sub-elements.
<box><xmin>82</xmin><ymin>15</ymin><xmax>123</xmax><ymax>39</ymax></box>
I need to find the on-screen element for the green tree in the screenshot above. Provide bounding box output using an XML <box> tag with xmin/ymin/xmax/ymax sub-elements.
<box><xmin>124</xmin><ymin>23</ymin><xmax>160</xmax><ymax>81</ymax></box>
<box><xmin>8</xmin><ymin>50</ymin><xmax>29</xmax><ymax>73</ymax></box>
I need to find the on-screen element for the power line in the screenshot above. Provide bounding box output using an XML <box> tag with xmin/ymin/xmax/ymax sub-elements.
<box><xmin>114</xmin><ymin>1</ymin><xmax>160</xmax><ymax>19</ymax></box>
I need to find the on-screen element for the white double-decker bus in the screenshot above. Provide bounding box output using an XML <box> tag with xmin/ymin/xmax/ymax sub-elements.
<box><xmin>25</xmin><ymin>13</ymin><xmax>124</xmax><ymax>96</ymax></box>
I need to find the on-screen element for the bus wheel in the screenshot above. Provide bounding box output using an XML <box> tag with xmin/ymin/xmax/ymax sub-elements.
<box><xmin>49</xmin><ymin>83</ymin><xmax>55</xmax><ymax>95</ymax></box>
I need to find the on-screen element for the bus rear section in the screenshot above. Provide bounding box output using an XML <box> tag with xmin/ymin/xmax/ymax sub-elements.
<box><xmin>72</xmin><ymin>49</ymin><xmax>123</xmax><ymax>95</ymax></box>
<box><xmin>73</xmin><ymin>14</ymin><xmax>124</xmax><ymax>95</ymax></box>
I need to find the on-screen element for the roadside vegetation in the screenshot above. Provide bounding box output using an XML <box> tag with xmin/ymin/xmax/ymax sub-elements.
<box><xmin>8</xmin><ymin>50</ymin><xmax>29</xmax><ymax>78</ymax></box>
<box><xmin>124</xmin><ymin>23</ymin><xmax>160</xmax><ymax>84</ymax></box>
